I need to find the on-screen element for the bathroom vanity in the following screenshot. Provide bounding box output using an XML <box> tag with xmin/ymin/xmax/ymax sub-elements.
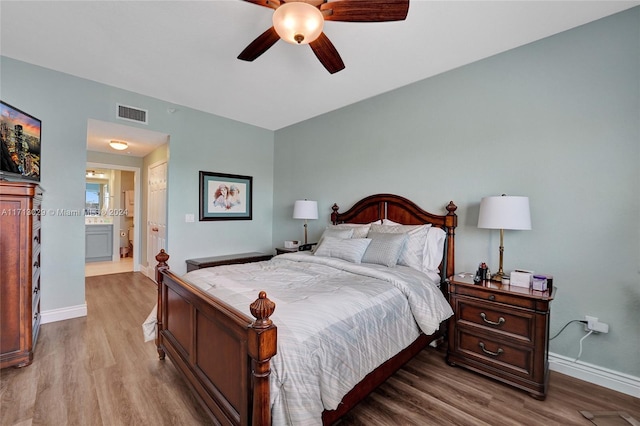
<box><xmin>85</xmin><ymin>223</ymin><xmax>113</xmax><ymax>262</ymax></box>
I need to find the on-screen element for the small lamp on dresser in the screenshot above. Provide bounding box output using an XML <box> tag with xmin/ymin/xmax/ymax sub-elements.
<box><xmin>293</xmin><ymin>199</ymin><xmax>318</xmax><ymax>245</ymax></box>
<box><xmin>477</xmin><ymin>194</ymin><xmax>531</xmax><ymax>282</ymax></box>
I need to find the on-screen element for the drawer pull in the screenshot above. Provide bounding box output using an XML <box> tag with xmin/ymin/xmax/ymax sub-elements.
<box><xmin>34</xmin><ymin>235</ymin><xmax>40</xmax><ymax>243</ymax></box>
<box><xmin>480</xmin><ymin>312</ymin><xmax>505</xmax><ymax>326</ymax></box>
<box><xmin>479</xmin><ymin>342</ymin><xmax>504</xmax><ymax>357</ymax></box>
<box><xmin>488</xmin><ymin>295</ymin><xmax>496</xmax><ymax>301</ymax></box>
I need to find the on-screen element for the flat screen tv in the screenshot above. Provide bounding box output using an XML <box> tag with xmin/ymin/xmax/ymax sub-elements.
<box><xmin>1</xmin><ymin>101</ymin><xmax>41</xmax><ymax>182</ymax></box>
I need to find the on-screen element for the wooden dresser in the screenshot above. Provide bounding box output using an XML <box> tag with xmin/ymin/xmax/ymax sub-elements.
<box><xmin>446</xmin><ymin>275</ymin><xmax>554</xmax><ymax>399</ymax></box>
<box><xmin>0</xmin><ymin>181</ymin><xmax>42</xmax><ymax>368</ymax></box>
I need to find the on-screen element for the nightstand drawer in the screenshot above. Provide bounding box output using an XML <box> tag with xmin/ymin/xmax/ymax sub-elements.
<box><xmin>456</xmin><ymin>297</ymin><xmax>535</xmax><ymax>343</ymax></box>
<box><xmin>457</xmin><ymin>329</ymin><xmax>534</xmax><ymax>379</ymax></box>
<box><xmin>454</xmin><ymin>285</ymin><xmax>538</xmax><ymax>310</ymax></box>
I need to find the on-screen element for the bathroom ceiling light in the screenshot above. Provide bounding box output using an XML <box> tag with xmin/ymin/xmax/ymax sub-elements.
<box><xmin>109</xmin><ymin>140</ymin><xmax>128</xmax><ymax>151</ymax></box>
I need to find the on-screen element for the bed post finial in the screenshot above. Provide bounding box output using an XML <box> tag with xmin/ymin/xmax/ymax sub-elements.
<box><xmin>155</xmin><ymin>249</ymin><xmax>170</xmax><ymax>284</ymax></box>
<box><xmin>250</xmin><ymin>291</ymin><xmax>276</xmax><ymax>329</ymax></box>
<box><xmin>156</xmin><ymin>249</ymin><xmax>169</xmax><ymax>267</ymax></box>
<box><xmin>446</xmin><ymin>201</ymin><xmax>457</xmax><ymax>215</ymax></box>
<box><xmin>331</xmin><ymin>203</ymin><xmax>339</xmax><ymax>224</ymax></box>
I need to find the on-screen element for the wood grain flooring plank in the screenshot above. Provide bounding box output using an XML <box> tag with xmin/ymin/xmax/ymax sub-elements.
<box><xmin>0</xmin><ymin>358</ymin><xmax>38</xmax><ymax>425</ymax></box>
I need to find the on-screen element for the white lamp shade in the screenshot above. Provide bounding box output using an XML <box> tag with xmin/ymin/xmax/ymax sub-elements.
<box><xmin>293</xmin><ymin>200</ymin><xmax>318</xmax><ymax>220</ymax></box>
<box><xmin>477</xmin><ymin>196</ymin><xmax>531</xmax><ymax>230</ymax></box>
<box><xmin>272</xmin><ymin>2</ymin><xmax>324</xmax><ymax>45</ymax></box>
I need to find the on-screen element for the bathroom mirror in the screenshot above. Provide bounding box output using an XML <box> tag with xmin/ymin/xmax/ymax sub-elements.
<box><xmin>85</xmin><ymin>171</ymin><xmax>111</xmax><ymax>215</ymax></box>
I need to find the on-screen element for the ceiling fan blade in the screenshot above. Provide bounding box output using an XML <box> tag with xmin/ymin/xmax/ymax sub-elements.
<box><xmin>238</xmin><ymin>27</ymin><xmax>281</xmax><ymax>62</ymax></box>
<box><xmin>309</xmin><ymin>33</ymin><xmax>345</xmax><ymax>74</ymax></box>
<box><xmin>321</xmin><ymin>0</ymin><xmax>409</xmax><ymax>22</ymax></box>
<box><xmin>241</xmin><ymin>0</ymin><xmax>280</xmax><ymax>10</ymax></box>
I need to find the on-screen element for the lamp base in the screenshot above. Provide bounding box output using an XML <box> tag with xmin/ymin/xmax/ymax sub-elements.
<box><xmin>490</xmin><ymin>273</ymin><xmax>503</xmax><ymax>283</ymax></box>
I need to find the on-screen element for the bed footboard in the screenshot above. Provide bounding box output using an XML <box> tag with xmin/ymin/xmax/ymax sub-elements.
<box><xmin>155</xmin><ymin>250</ymin><xmax>276</xmax><ymax>426</ymax></box>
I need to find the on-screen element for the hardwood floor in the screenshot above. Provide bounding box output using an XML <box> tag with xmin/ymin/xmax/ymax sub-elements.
<box><xmin>85</xmin><ymin>257</ymin><xmax>134</xmax><ymax>277</ymax></box>
<box><xmin>1</xmin><ymin>272</ymin><xmax>638</xmax><ymax>425</ymax></box>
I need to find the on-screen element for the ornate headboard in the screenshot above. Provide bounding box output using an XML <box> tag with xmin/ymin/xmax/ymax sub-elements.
<box><xmin>331</xmin><ymin>193</ymin><xmax>458</xmax><ymax>281</ymax></box>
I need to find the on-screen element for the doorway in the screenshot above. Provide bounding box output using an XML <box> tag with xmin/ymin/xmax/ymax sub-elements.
<box><xmin>85</xmin><ymin>163</ymin><xmax>141</xmax><ymax>277</ymax></box>
<box><xmin>85</xmin><ymin>118</ymin><xmax>170</xmax><ymax>277</ymax></box>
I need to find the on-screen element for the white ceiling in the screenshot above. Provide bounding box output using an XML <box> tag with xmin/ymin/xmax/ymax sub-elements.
<box><xmin>86</xmin><ymin>119</ymin><xmax>170</xmax><ymax>157</ymax></box>
<box><xmin>1</xmin><ymin>0</ymin><xmax>638</xmax><ymax>136</ymax></box>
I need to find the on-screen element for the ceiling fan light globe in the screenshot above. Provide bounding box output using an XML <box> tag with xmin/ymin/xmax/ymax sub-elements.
<box><xmin>273</xmin><ymin>2</ymin><xmax>324</xmax><ymax>45</ymax></box>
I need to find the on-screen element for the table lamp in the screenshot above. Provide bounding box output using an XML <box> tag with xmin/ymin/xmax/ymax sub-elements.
<box><xmin>477</xmin><ymin>195</ymin><xmax>531</xmax><ymax>282</ymax></box>
<box><xmin>293</xmin><ymin>199</ymin><xmax>318</xmax><ymax>245</ymax></box>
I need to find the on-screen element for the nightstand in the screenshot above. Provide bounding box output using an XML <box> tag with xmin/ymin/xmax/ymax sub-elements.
<box><xmin>185</xmin><ymin>252</ymin><xmax>272</xmax><ymax>272</ymax></box>
<box><xmin>446</xmin><ymin>275</ymin><xmax>555</xmax><ymax>400</ymax></box>
<box><xmin>276</xmin><ymin>243</ymin><xmax>316</xmax><ymax>255</ymax></box>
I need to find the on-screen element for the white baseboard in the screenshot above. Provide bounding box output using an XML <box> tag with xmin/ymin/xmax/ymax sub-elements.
<box><xmin>549</xmin><ymin>352</ymin><xmax>640</xmax><ymax>398</ymax></box>
<box><xmin>40</xmin><ymin>304</ymin><xmax>87</xmax><ymax>324</ymax></box>
<box><xmin>139</xmin><ymin>264</ymin><xmax>153</xmax><ymax>279</ymax></box>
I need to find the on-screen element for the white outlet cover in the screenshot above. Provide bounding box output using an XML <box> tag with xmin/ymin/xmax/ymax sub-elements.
<box><xmin>185</xmin><ymin>213</ymin><xmax>195</xmax><ymax>223</ymax></box>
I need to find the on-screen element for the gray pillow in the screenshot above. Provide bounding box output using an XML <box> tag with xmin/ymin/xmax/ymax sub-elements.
<box><xmin>313</xmin><ymin>227</ymin><xmax>354</xmax><ymax>252</ymax></box>
<box><xmin>361</xmin><ymin>232</ymin><xmax>408</xmax><ymax>267</ymax></box>
<box><xmin>314</xmin><ymin>236</ymin><xmax>371</xmax><ymax>263</ymax></box>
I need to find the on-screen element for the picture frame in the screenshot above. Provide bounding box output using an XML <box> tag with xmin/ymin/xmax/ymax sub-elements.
<box><xmin>0</xmin><ymin>100</ymin><xmax>42</xmax><ymax>182</ymax></box>
<box><xmin>199</xmin><ymin>171</ymin><xmax>252</xmax><ymax>221</ymax></box>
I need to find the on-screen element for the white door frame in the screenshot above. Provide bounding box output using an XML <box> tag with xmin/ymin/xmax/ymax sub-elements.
<box><xmin>86</xmin><ymin>162</ymin><xmax>141</xmax><ymax>271</ymax></box>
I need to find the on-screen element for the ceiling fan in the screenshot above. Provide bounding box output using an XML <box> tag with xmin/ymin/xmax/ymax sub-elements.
<box><xmin>237</xmin><ymin>0</ymin><xmax>410</xmax><ymax>74</ymax></box>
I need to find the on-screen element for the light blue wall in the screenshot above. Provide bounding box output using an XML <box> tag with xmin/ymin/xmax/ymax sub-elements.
<box><xmin>1</xmin><ymin>57</ymin><xmax>274</xmax><ymax>312</ymax></box>
<box><xmin>273</xmin><ymin>8</ymin><xmax>640</xmax><ymax>376</ymax></box>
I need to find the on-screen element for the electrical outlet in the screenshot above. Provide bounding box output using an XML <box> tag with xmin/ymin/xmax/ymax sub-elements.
<box><xmin>584</xmin><ymin>315</ymin><xmax>609</xmax><ymax>333</ymax></box>
<box><xmin>585</xmin><ymin>315</ymin><xmax>598</xmax><ymax>331</ymax></box>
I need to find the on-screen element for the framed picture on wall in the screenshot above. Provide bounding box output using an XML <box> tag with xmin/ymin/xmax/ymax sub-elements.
<box><xmin>199</xmin><ymin>171</ymin><xmax>253</xmax><ymax>221</ymax></box>
<box><xmin>0</xmin><ymin>100</ymin><xmax>41</xmax><ymax>182</ymax></box>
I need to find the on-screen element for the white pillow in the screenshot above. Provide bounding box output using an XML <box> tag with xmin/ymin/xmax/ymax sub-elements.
<box><xmin>423</xmin><ymin>226</ymin><xmax>446</xmax><ymax>272</ymax></box>
<box><xmin>380</xmin><ymin>219</ymin><xmax>447</xmax><ymax>277</ymax></box>
<box><xmin>361</xmin><ymin>232</ymin><xmax>407</xmax><ymax>267</ymax></box>
<box><xmin>328</xmin><ymin>223</ymin><xmax>373</xmax><ymax>239</ymax></box>
<box><xmin>314</xmin><ymin>236</ymin><xmax>372</xmax><ymax>263</ymax></box>
<box><xmin>369</xmin><ymin>223</ymin><xmax>430</xmax><ymax>271</ymax></box>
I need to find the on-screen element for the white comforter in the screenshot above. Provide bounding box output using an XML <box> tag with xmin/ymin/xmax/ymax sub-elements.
<box><xmin>177</xmin><ymin>251</ymin><xmax>453</xmax><ymax>425</ymax></box>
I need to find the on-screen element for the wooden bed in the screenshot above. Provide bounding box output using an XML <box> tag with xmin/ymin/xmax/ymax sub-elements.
<box><xmin>154</xmin><ymin>193</ymin><xmax>457</xmax><ymax>425</ymax></box>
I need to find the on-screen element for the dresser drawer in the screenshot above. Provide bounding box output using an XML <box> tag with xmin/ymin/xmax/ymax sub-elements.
<box><xmin>32</xmin><ymin>226</ymin><xmax>41</xmax><ymax>253</ymax></box>
<box><xmin>32</xmin><ymin>250</ymin><xmax>41</xmax><ymax>276</ymax></box>
<box><xmin>456</xmin><ymin>329</ymin><xmax>534</xmax><ymax>380</ymax></box>
<box><xmin>32</xmin><ymin>309</ymin><xmax>41</xmax><ymax>343</ymax></box>
<box><xmin>32</xmin><ymin>270</ymin><xmax>41</xmax><ymax>307</ymax></box>
<box><xmin>456</xmin><ymin>297</ymin><xmax>535</xmax><ymax>343</ymax></box>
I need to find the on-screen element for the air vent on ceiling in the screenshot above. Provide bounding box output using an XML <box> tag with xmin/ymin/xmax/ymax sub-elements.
<box><xmin>116</xmin><ymin>103</ymin><xmax>148</xmax><ymax>124</ymax></box>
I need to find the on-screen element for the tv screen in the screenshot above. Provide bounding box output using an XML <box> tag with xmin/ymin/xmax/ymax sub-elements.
<box><xmin>1</xmin><ymin>101</ymin><xmax>41</xmax><ymax>182</ymax></box>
